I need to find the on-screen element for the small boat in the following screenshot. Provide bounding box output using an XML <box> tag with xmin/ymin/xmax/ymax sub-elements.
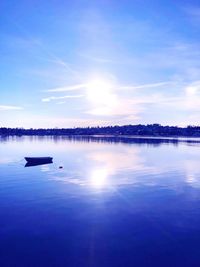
<box><xmin>24</xmin><ymin>157</ymin><xmax>53</xmax><ymax>167</ymax></box>
<box><xmin>25</xmin><ymin>157</ymin><xmax>53</xmax><ymax>163</ymax></box>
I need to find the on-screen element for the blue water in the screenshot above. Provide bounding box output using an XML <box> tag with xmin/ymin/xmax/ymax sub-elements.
<box><xmin>1</xmin><ymin>136</ymin><xmax>200</xmax><ymax>266</ymax></box>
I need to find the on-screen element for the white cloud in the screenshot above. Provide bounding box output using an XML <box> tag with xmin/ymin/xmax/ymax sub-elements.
<box><xmin>86</xmin><ymin>97</ymin><xmax>143</xmax><ymax>118</ymax></box>
<box><xmin>44</xmin><ymin>79</ymin><xmax>174</xmax><ymax>118</ymax></box>
<box><xmin>120</xmin><ymin>81</ymin><xmax>173</xmax><ymax>90</ymax></box>
<box><xmin>41</xmin><ymin>76</ymin><xmax>200</xmax><ymax>126</ymax></box>
<box><xmin>42</xmin><ymin>94</ymin><xmax>84</xmax><ymax>102</ymax></box>
<box><xmin>46</xmin><ymin>83</ymin><xmax>87</xmax><ymax>92</ymax></box>
<box><xmin>185</xmin><ymin>81</ymin><xmax>200</xmax><ymax>96</ymax></box>
<box><xmin>46</xmin><ymin>81</ymin><xmax>172</xmax><ymax>93</ymax></box>
<box><xmin>56</xmin><ymin>101</ymin><xmax>66</xmax><ymax>105</ymax></box>
<box><xmin>0</xmin><ymin>105</ymin><xmax>23</xmax><ymax>111</ymax></box>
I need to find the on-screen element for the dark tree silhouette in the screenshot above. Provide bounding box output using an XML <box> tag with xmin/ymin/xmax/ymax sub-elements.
<box><xmin>0</xmin><ymin>124</ymin><xmax>200</xmax><ymax>137</ymax></box>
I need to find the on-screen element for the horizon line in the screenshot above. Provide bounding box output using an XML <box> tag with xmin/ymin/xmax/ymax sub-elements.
<box><xmin>0</xmin><ymin>123</ymin><xmax>200</xmax><ymax>130</ymax></box>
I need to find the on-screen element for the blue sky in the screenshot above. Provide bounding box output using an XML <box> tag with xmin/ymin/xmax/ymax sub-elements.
<box><xmin>1</xmin><ymin>0</ymin><xmax>200</xmax><ymax>128</ymax></box>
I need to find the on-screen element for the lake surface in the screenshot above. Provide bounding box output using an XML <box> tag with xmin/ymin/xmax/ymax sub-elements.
<box><xmin>1</xmin><ymin>136</ymin><xmax>200</xmax><ymax>267</ymax></box>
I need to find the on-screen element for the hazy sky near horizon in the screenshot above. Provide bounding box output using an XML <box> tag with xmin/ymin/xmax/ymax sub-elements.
<box><xmin>1</xmin><ymin>0</ymin><xmax>200</xmax><ymax>128</ymax></box>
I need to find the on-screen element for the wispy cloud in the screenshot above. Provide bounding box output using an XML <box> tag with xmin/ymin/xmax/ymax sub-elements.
<box><xmin>8</xmin><ymin>17</ymin><xmax>80</xmax><ymax>78</ymax></box>
<box><xmin>86</xmin><ymin>97</ymin><xmax>143</xmax><ymax>118</ymax></box>
<box><xmin>184</xmin><ymin>81</ymin><xmax>200</xmax><ymax>111</ymax></box>
<box><xmin>41</xmin><ymin>72</ymin><xmax>200</xmax><ymax>126</ymax></box>
<box><xmin>120</xmin><ymin>81</ymin><xmax>174</xmax><ymax>90</ymax></box>
<box><xmin>42</xmin><ymin>94</ymin><xmax>84</xmax><ymax>102</ymax></box>
<box><xmin>85</xmin><ymin>93</ymin><xmax>178</xmax><ymax>119</ymax></box>
<box><xmin>78</xmin><ymin>52</ymin><xmax>116</xmax><ymax>63</ymax></box>
<box><xmin>0</xmin><ymin>105</ymin><xmax>23</xmax><ymax>111</ymax></box>
<box><xmin>185</xmin><ymin>81</ymin><xmax>200</xmax><ymax>96</ymax></box>
<box><xmin>56</xmin><ymin>101</ymin><xmax>67</xmax><ymax>105</ymax></box>
<box><xmin>45</xmin><ymin>80</ymin><xmax>173</xmax><ymax>95</ymax></box>
<box><xmin>43</xmin><ymin>79</ymin><xmax>179</xmax><ymax>120</ymax></box>
<box><xmin>163</xmin><ymin>81</ymin><xmax>200</xmax><ymax>112</ymax></box>
<box><xmin>46</xmin><ymin>83</ymin><xmax>87</xmax><ymax>92</ymax></box>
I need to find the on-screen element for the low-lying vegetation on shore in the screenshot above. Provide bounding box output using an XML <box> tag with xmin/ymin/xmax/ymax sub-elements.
<box><xmin>1</xmin><ymin>124</ymin><xmax>200</xmax><ymax>137</ymax></box>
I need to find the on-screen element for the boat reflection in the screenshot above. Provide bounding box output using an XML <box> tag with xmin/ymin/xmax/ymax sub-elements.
<box><xmin>25</xmin><ymin>161</ymin><xmax>53</xmax><ymax>167</ymax></box>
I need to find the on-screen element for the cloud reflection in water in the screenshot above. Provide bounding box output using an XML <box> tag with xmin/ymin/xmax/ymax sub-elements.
<box><xmin>33</xmin><ymin>137</ymin><xmax>200</xmax><ymax>192</ymax></box>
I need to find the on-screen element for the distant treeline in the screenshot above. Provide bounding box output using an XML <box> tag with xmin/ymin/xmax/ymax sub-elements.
<box><xmin>1</xmin><ymin>124</ymin><xmax>200</xmax><ymax>137</ymax></box>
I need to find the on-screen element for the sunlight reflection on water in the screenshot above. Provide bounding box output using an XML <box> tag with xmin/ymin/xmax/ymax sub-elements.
<box><xmin>1</xmin><ymin>136</ymin><xmax>200</xmax><ymax>191</ymax></box>
<box><xmin>89</xmin><ymin>168</ymin><xmax>109</xmax><ymax>189</ymax></box>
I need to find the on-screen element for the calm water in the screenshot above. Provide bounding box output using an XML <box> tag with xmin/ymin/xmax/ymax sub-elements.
<box><xmin>1</xmin><ymin>136</ymin><xmax>200</xmax><ymax>267</ymax></box>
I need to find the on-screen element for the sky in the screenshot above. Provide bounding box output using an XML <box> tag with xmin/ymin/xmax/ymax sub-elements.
<box><xmin>0</xmin><ymin>0</ymin><xmax>200</xmax><ymax>128</ymax></box>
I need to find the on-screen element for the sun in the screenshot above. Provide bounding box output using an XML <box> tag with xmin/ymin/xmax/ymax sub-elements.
<box><xmin>86</xmin><ymin>78</ymin><xmax>112</xmax><ymax>104</ymax></box>
<box><xmin>85</xmin><ymin>77</ymin><xmax>118</xmax><ymax>115</ymax></box>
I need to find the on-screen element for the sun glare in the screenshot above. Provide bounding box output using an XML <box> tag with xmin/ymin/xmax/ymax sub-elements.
<box><xmin>90</xmin><ymin>168</ymin><xmax>109</xmax><ymax>189</ymax></box>
<box><xmin>85</xmin><ymin>77</ymin><xmax>118</xmax><ymax>115</ymax></box>
<box><xmin>86</xmin><ymin>78</ymin><xmax>112</xmax><ymax>103</ymax></box>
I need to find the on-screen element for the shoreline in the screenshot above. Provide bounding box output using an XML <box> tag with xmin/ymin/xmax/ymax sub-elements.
<box><xmin>1</xmin><ymin>134</ymin><xmax>200</xmax><ymax>142</ymax></box>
